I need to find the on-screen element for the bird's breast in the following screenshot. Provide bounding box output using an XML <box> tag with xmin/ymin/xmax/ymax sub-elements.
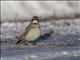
<box><xmin>24</xmin><ymin>28</ymin><xmax>40</xmax><ymax>41</ymax></box>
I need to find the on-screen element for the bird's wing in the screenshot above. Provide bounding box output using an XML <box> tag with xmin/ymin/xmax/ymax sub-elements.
<box><xmin>21</xmin><ymin>24</ymin><xmax>32</xmax><ymax>37</ymax></box>
<box><xmin>16</xmin><ymin>24</ymin><xmax>32</xmax><ymax>44</ymax></box>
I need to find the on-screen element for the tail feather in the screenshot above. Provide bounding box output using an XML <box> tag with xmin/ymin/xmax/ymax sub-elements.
<box><xmin>16</xmin><ymin>40</ymin><xmax>22</xmax><ymax>44</ymax></box>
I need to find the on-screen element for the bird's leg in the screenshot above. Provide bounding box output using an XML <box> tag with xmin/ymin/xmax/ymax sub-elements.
<box><xmin>24</xmin><ymin>41</ymin><xmax>32</xmax><ymax>46</ymax></box>
<box><xmin>32</xmin><ymin>42</ymin><xmax>36</xmax><ymax>45</ymax></box>
<box><xmin>24</xmin><ymin>42</ymin><xmax>28</xmax><ymax>45</ymax></box>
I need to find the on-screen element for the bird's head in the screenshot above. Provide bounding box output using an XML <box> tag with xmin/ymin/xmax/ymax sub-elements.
<box><xmin>31</xmin><ymin>16</ymin><xmax>40</xmax><ymax>27</ymax></box>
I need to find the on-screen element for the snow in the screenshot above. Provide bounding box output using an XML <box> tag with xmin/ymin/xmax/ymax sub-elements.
<box><xmin>1</xmin><ymin>18</ymin><xmax>80</xmax><ymax>60</ymax></box>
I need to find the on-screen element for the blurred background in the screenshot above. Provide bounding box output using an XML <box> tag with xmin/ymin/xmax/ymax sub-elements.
<box><xmin>1</xmin><ymin>1</ymin><xmax>80</xmax><ymax>22</ymax></box>
<box><xmin>1</xmin><ymin>1</ymin><xmax>80</xmax><ymax>60</ymax></box>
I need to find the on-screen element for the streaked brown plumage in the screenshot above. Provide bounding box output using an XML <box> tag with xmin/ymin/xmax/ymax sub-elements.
<box><xmin>16</xmin><ymin>16</ymin><xmax>40</xmax><ymax>44</ymax></box>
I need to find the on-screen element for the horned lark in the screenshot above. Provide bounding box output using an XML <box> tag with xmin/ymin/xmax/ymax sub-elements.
<box><xmin>16</xmin><ymin>16</ymin><xmax>41</xmax><ymax>45</ymax></box>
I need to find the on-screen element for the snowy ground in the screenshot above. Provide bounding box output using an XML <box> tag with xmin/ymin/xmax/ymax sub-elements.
<box><xmin>1</xmin><ymin>18</ymin><xmax>80</xmax><ymax>60</ymax></box>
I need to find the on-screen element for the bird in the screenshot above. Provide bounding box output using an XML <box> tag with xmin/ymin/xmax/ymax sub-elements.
<box><xmin>16</xmin><ymin>16</ymin><xmax>41</xmax><ymax>45</ymax></box>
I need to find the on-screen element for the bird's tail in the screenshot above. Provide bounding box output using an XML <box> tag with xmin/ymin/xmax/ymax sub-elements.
<box><xmin>15</xmin><ymin>36</ymin><xmax>22</xmax><ymax>44</ymax></box>
<box><xmin>16</xmin><ymin>39</ymin><xmax>22</xmax><ymax>44</ymax></box>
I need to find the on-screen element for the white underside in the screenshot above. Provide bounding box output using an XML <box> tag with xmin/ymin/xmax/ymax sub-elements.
<box><xmin>24</xmin><ymin>28</ymin><xmax>40</xmax><ymax>41</ymax></box>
